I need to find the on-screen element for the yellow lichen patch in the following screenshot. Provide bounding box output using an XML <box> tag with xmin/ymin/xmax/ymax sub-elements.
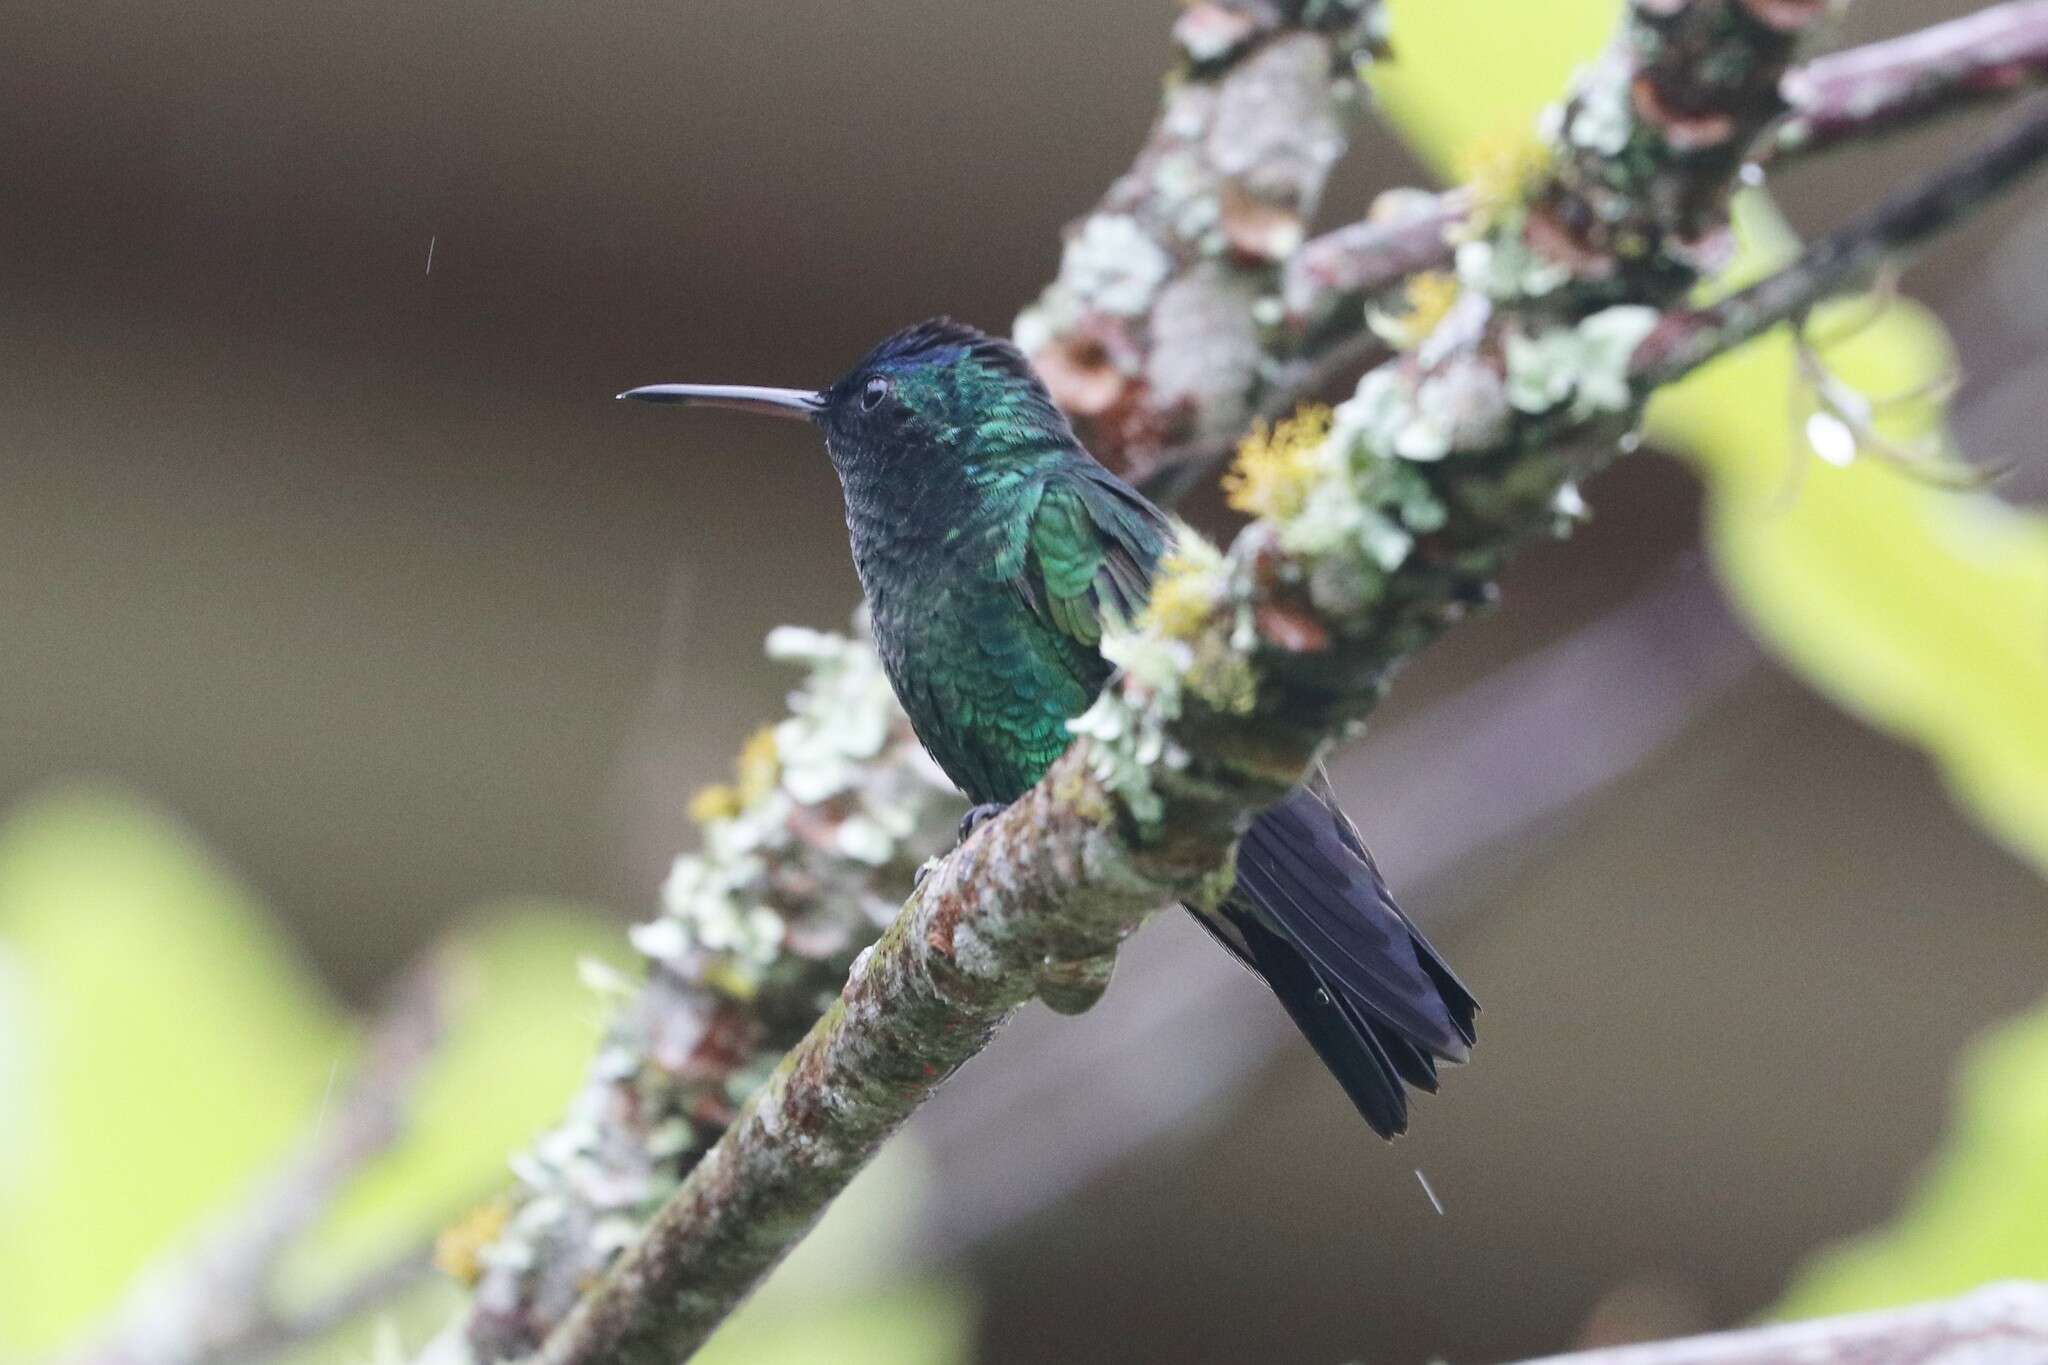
<box><xmin>690</xmin><ymin>725</ymin><xmax>783</xmax><ymax>826</ymax></box>
<box><xmin>734</xmin><ymin>725</ymin><xmax>782</xmax><ymax>805</ymax></box>
<box><xmin>1372</xmin><ymin>270</ymin><xmax>1463</xmax><ymax>351</ymax></box>
<box><xmin>1187</xmin><ymin>637</ymin><xmax>1258</xmax><ymax>715</ymax></box>
<box><xmin>1222</xmin><ymin>405</ymin><xmax>1332</xmax><ymax>522</ymax></box>
<box><xmin>702</xmin><ymin>956</ymin><xmax>762</xmax><ymax>1001</ymax></box>
<box><xmin>1140</xmin><ymin>526</ymin><xmax>1231</xmax><ymax>642</ymax></box>
<box><xmin>435</xmin><ymin>1196</ymin><xmax>512</xmax><ymax>1287</ymax></box>
<box><xmin>1143</xmin><ymin>560</ymin><xmax>1220</xmax><ymax>641</ymax></box>
<box><xmin>687</xmin><ymin>783</ymin><xmax>742</xmax><ymax>825</ymax></box>
<box><xmin>1460</xmin><ymin>124</ymin><xmax>1553</xmax><ymax>227</ymax></box>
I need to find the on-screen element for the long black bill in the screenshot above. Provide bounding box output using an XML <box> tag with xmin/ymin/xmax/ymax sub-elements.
<box><xmin>615</xmin><ymin>383</ymin><xmax>823</xmax><ymax>420</ymax></box>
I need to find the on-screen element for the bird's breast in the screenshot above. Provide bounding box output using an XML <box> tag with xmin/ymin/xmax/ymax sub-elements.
<box><xmin>843</xmin><ymin>503</ymin><xmax>1098</xmax><ymax>806</ymax></box>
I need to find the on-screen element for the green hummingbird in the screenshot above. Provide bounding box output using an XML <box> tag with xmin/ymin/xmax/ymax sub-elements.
<box><xmin>623</xmin><ymin>319</ymin><xmax>1475</xmax><ymax>1137</ymax></box>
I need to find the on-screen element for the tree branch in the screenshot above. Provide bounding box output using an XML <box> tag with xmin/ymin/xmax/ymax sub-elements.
<box><xmin>1529</xmin><ymin>1282</ymin><xmax>2048</xmax><ymax>1365</ymax></box>
<box><xmin>1638</xmin><ymin>96</ymin><xmax>2048</xmax><ymax>384</ymax></box>
<box><xmin>461</xmin><ymin>6</ymin><xmax>1393</xmax><ymax>1353</ymax></box>
<box><xmin>1015</xmin><ymin>0</ymin><xmax>1391</xmax><ymax>463</ymax></box>
<box><xmin>459</xmin><ymin>629</ymin><xmax>963</xmax><ymax>1359</ymax></box>
<box><xmin>1768</xmin><ymin>1</ymin><xmax>2048</xmax><ymax>162</ymax></box>
<box><xmin>537</xmin><ymin>757</ymin><xmax>1183</xmax><ymax>1365</ymax></box>
<box><xmin>1144</xmin><ymin>2</ymin><xmax>2048</xmax><ymax>499</ymax></box>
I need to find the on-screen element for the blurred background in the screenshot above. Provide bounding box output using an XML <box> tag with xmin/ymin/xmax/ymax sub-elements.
<box><xmin>3</xmin><ymin>1</ymin><xmax>2045</xmax><ymax>1362</ymax></box>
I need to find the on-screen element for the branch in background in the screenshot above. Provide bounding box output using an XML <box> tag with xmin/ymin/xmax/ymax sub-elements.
<box><xmin>460</xmin><ymin>629</ymin><xmax>962</xmax><ymax>1358</ymax></box>
<box><xmin>1768</xmin><ymin>2</ymin><xmax>2048</xmax><ymax>163</ymax></box>
<box><xmin>1527</xmin><ymin>1282</ymin><xmax>2048</xmax><ymax>1365</ymax></box>
<box><xmin>224</xmin><ymin>1247</ymin><xmax>437</xmax><ymax>1365</ymax></box>
<box><xmin>61</xmin><ymin>960</ymin><xmax>451</xmax><ymax>1365</ymax></box>
<box><xmin>1014</xmin><ymin>0</ymin><xmax>1389</xmax><ymax>463</ymax></box>
<box><xmin>1143</xmin><ymin>1</ymin><xmax>2048</xmax><ymax>501</ymax></box>
<box><xmin>1638</xmin><ymin>97</ymin><xmax>2048</xmax><ymax>385</ymax></box>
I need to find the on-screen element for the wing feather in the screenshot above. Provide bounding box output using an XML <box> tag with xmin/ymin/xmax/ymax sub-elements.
<box><xmin>1014</xmin><ymin>469</ymin><xmax>1168</xmax><ymax>650</ymax></box>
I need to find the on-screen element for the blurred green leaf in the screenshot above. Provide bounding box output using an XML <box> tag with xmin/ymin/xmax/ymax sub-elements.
<box><xmin>1374</xmin><ymin>0</ymin><xmax>1617</xmax><ymax>170</ymax></box>
<box><xmin>1373</xmin><ymin>0</ymin><xmax>2048</xmax><ymax>879</ymax></box>
<box><xmin>1776</xmin><ymin>997</ymin><xmax>2048</xmax><ymax>1315</ymax></box>
<box><xmin>0</xmin><ymin>785</ymin><xmax>627</xmax><ymax>1358</ymax></box>
<box><xmin>0</xmin><ymin>785</ymin><xmax>347</xmax><ymax>1355</ymax></box>
<box><xmin>280</xmin><ymin>904</ymin><xmax>627</xmax><ymax>1305</ymax></box>
<box><xmin>1651</xmin><ymin>286</ymin><xmax>2048</xmax><ymax>882</ymax></box>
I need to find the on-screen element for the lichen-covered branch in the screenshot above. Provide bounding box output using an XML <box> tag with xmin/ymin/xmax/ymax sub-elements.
<box><xmin>1526</xmin><ymin>1282</ymin><xmax>2048</xmax><ymax>1365</ymax></box>
<box><xmin>1639</xmin><ymin>96</ymin><xmax>2048</xmax><ymax>383</ymax></box>
<box><xmin>509</xmin><ymin>5</ymin><xmax>1982</xmax><ymax>1357</ymax></box>
<box><xmin>534</xmin><ymin>753</ymin><xmax>1206</xmax><ymax>1365</ymax></box>
<box><xmin>459</xmin><ymin>628</ymin><xmax>962</xmax><ymax>1358</ymax></box>
<box><xmin>1769</xmin><ymin>1</ymin><xmax>2048</xmax><ymax>162</ymax></box>
<box><xmin>1014</xmin><ymin>0</ymin><xmax>1388</xmax><ymax>463</ymax></box>
<box><xmin>1148</xmin><ymin>3</ymin><xmax>2048</xmax><ymax>500</ymax></box>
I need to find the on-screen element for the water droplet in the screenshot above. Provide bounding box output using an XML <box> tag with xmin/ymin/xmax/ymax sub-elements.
<box><xmin>1806</xmin><ymin>411</ymin><xmax>1858</xmax><ymax>467</ymax></box>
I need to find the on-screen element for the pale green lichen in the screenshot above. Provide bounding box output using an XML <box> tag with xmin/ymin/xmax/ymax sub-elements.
<box><xmin>1504</xmin><ymin>305</ymin><xmax>1660</xmax><ymax>418</ymax></box>
<box><xmin>764</xmin><ymin>624</ymin><xmax>898</xmax><ymax>803</ymax></box>
<box><xmin>1062</xmin><ymin>213</ymin><xmax>1175</xmax><ymax>316</ymax></box>
<box><xmin>1332</xmin><ymin>367</ymin><xmax>1463</xmax><ymax>467</ymax></box>
<box><xmin>1011</xmin><ymin>295</ymin><xmax>1068</xmax><ymax>361</ymax></box>
<box><xmin>1455</xmin><ymin>223</ymin><xmax>1571</xmax><ymax>302</ymax></box>
<box><xmin>1141</xmin><ymin>522</ymin><xmax>1233</xmax><ymax>641</ymax></box>
<box><xmin>628</xmin><ymin>615</ymin><xmax>956</xmax><ymax>1000</ymax></box>
<box><xmin>1067</xmin><ymin>629</ymin><xmax>1194</xmax><ymax>827</ymax></box>
<box><xmin>1153</xmin><ymin>148</ymin><xmax>1224</xmax><ymax>244</ymax></box>
<box><xmin>471</xmin><ymin>612</ymin><xmax>963</xmax><ymax>1350</ymax></box>
<box><xmin>1567</xmin><ymin>63</ymin><xmax>1634</xmax><ymax>157</ymax></box>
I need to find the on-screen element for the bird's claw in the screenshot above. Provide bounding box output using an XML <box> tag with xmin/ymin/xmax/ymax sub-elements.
<box><xmin>911</xmin><ymin>805</ymin><xmax>1006</xmax><ymax>895</ymax></box>
<box><xmin>956</xmin><ymin>802</ymin><xmax>1008</xmax><ymax>845</ymax></box>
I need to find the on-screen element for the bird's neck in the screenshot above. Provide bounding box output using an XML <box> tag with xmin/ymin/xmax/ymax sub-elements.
<box><xmin>830</xmin><ymin>432</ymin><xmax>1068</xmax><ymax>540</ymax></box>
<box><xmin>828</xmin><ymin>434</ymin><xmax>1074</xmax><ymax>616</ymax></box>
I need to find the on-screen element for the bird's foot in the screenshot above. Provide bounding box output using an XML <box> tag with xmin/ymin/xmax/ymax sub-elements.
<box><xmin>956</xmin><ymin>802</ymin><xmax>1008</xmax><ymax>845</ymax></box>
<box><xmin>913</xmin><ymin>805</ymin><xmax>1009</xmax><ymax>894</ymax></box>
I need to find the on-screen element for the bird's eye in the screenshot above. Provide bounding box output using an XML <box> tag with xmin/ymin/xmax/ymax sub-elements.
<box><xmin>861</xmin><ymin>376</ymin><xmax>890</xmax><ymax>411</ymax></box>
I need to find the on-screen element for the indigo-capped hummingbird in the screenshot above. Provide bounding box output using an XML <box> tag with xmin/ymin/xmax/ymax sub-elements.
<box><xmin>623</xmin><ymin>319</ymin><xmax>1475</xmax><ymax>1137</ymax></box>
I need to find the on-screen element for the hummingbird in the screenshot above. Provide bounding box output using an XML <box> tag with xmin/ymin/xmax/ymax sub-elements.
<box><xmin>623</xmin><ymin>319</ymin><xmax>1476</xmax><ymax>1137</ymax></box>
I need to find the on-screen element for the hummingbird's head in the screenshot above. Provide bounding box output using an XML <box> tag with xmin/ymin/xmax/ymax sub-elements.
<box><xmin>619</xmin><ymin>318</ymin><xmax>1079</xmax><ymax>474</ymax></box>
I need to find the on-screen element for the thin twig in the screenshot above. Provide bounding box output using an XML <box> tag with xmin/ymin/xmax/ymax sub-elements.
<box><xmin>1526</xmin><ymin>1281</ymin><xmax>2048</xmax><ymax>1365</ymax></box>
<box><xmin>223</xmin><ymin>1245</ymin><xmax>439</xmax><ymax>1365</ymax></box>
<box><xmin>1769</xmin><ymin>1</ymin><xmax>2048</xmax><ymax>162</ymax></box>
<box><xmin>1637</xmin><ymin>97</ymin><xmax>2048</xmax><ymax>385</ymax></box>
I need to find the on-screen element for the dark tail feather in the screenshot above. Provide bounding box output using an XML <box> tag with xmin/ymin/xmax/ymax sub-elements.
<box><xmin>1231</xmin><ymin>912</ymin><xmax>1412</xmax><ymax>1137</ymax></box>
<box><xmin>1197</xmin><ymin>786</ymin><xmax>1478</xmax><ymax>1138</ymax></box>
